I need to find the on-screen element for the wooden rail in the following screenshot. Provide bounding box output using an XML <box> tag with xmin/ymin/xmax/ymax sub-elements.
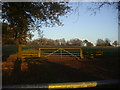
<box><xmin>38</xmin><ymin>48</ymin><xmax>84</xmax><ymax>59</ymax></box>
<box><xmin>18</xmin><ymin>46</ymin><xmax>84</xmax><ymax>60</ymax></box>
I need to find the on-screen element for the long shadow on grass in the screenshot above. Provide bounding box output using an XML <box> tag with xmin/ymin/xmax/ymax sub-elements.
<box><xmin>3</xmin><ymin>59</ymin><xmax>103</xmax><ymax>86</ymax></box>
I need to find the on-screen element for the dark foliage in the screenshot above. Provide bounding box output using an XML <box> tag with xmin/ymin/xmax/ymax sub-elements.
<box><xmin>2</xmin><ymin>2</ymin><xmax>71</xmax><ymax>44</ymax></box>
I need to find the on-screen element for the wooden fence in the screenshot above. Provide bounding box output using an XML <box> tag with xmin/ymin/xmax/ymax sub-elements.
<box><xmin>18</xmin><ymin>45</ymin><xmax>84</xmax><ymax>60</ymax></box>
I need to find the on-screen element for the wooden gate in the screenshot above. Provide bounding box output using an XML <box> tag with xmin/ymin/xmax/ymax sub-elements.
<box><xmin>18</xmin><ymin>45</ymin><xmax>84</xmax><ymax>60</ymax></box>
<box><xmin>38</xmin><ymin>48</ymin><xmax>84</xmax><ymax>60</ymax></box>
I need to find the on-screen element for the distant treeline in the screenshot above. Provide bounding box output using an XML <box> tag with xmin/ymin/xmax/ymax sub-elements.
<box><xmin>28</xmin><ymin>38</ymin><xmax>93</xmax><ymax>46</ymax></box>
<box><xmin>3</xmin><ymin>37</ymin><xmax>119</xmax><ymax>47</ymax></box>
<box><xmin>29</xmin><ymin>38</ymin><xmax>119</xmax><ymax>47</ymax></box>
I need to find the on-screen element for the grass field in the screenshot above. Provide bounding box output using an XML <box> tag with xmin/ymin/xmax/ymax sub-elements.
<box><xmin>2</xmin><ymin>45</ymin><xmax>120</xmax><ymax>86</ymax></box>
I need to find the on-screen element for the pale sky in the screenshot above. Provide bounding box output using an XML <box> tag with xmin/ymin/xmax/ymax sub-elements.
<box><xmin>32</xmin><ymin>2</ymin><xmax>118</xmax><ymax>45</ymax></box>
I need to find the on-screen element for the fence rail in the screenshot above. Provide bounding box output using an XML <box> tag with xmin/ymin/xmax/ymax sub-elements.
<box><xmin>18</xmin><ymin>45</ymin><xmax>84</xmax><ymax>60</ymax></box>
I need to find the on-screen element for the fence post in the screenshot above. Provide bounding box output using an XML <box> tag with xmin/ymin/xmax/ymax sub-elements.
<box><xmin>18</xmin><ymin>44</ymin><xmax>22</xmax><ymax>58</ymax></box>
<box><xmin>38</xmin><ymin>48</ymin><xmax>41</xmax><ymax>57</ymax></box>
<box><xmin>60</xmin><ymin>48</ymin><xmax>62</xmax><ymax>59</ymax></box>
<box><xmin>80</xmin><ymin>48</ymin><xmax>84</xmax><ymax>59</ymax></box>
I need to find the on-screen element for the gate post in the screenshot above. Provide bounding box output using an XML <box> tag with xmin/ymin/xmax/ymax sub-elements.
<box><xmin>18</xmin><ymin>44</ymin><xmax>22</xmax><ymax>58</ymax></box>
<box><xmin>38</xmin><ymin>48</ymin><xmax>41</xmax><ymax>57</ymax></box>
<box><xmin>80</xmin><ymin>48</ymin><xmax>84</xmax><ymax>59</ymax></box>
<box><xmin>60</xmin><ymin>48</ymin><xmax>62</xmax><ymax>59</ymax></box>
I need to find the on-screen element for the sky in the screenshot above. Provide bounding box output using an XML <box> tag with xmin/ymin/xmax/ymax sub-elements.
<box><xmin>32</xmin><ymin>2</ymin><xmax>118</xmax><ymax>45</ymax></box>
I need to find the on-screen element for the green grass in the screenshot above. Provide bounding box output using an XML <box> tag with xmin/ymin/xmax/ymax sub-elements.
<box><xmin>2</xmin><ymin>45</ymin><xmax>119</xmax><ymax>61</ymax></box>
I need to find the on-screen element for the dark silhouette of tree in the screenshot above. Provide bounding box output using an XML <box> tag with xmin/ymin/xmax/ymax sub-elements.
<box><xmin>96</xmin><ymin>39</ymin><xmax>105</xmax><ymax>46</ymax></box>
<box><xmin>87</xmin><ymin>42</ymin><xmax>94</xmax><ymax>47</ymax></box>
<box><xmin>54</xmin><ymin>39</ymin><xmax>60</xmax><ymax>46</ymax></box>
<box><xmin>27</xmin><ymin>38</ymin><xmax>84</xmax><ymax>46</ymax></box>
<box><xmin>69</xmin><ymin>38</ymin><xmax>83</xmax><ymax>46</ymax></box>
<box><xmin>82</xmin><ymin>40</ymin><xmax>93</xmax><ymax>47</ymax></box>
<box><xmin>104</xmin><ymin>38</ymin><xmax>111</xmax><ymax>46</ymax></box>
<box><xmin>90</xmin><ymin>2</ymin><xmax>120</xmax><ymax>27</ymax></box>
<box><xmin>89</xmin><ymin>2</ymin><xmax>119</xmax><ymax>16</ymax></box>
<box><xmin>83</xmin><ymin>40</ymin><xmax>88</xmax><ymax>46</ymax></box>
<box><xmin>96</xmin><ymin>38</ymin><xmax>112</xmax><ymax>46</ymax></box>
<box><xmin>72</xmin><ymin>1</ymin><xmax>119</xmax><ymax>22</ymax></box>
<box><xmin>59</xmin><ymin>38</ymin><xmax>66</xmax><ymax>46</ymax></box>
<box><xmin>2</xmin><ymin>2</ymin><xmax>119</xmax><ymax>44</ymax></box>
<box><xmin>66</xmin><ymin>41</ymin><xmax>71</xmax><ymax>46</ymax></box>
<box><xmin>112</xmin><ymin>40</ymin><xmax>119</xmax><ymax>47</ymax></box>
<box><xmin>2</xmin><ymin>2</ymin><xmax>71</xmax><ymax>44</ymax></box>
<box><xmin>2</xmin><ymin>23</ymin><xmax>34</xmax><ymax>45</ymax></box>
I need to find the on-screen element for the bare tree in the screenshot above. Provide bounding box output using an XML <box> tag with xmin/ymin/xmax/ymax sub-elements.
<box><xmin>54</xmin><ymin>39</ymin><xmax>60</xmax><ymax>46</ymax></box>
<box><xmin>37</xmin><ymin>30</ymin><xmax>44</xmax><ymax>46</ymax></box>
<box><xmin>69</xmin><ymin>38</ymin><xmax>83</xmax><ymax>46</ymax></box>
<box><xmin>87</xmin><ymin>42</ymin><xmax>94</xmax><ymax>47</ymax></box>
<box><xmin>112</xmin><ymin>40</ymin><xmax>119</xmax><ymax>47</ymax></box>
<box><xmin>59</xmin><ymin>38</ymin><xmax>66</xmax><ymax>46</ymax></box>
<box><xmin>96</xmin><ymin>39</ymin><xmax>105</xmax><ymax>46</ymax></box>
<box><xmin>104</xmin><ymin>38</ymin><xmax>111</xmax><ymax>46</ymax></box>
<box><xmin>83</xmin><ymin>40</ymin><xmax>89</xmax><ymax>46</ymax></box>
